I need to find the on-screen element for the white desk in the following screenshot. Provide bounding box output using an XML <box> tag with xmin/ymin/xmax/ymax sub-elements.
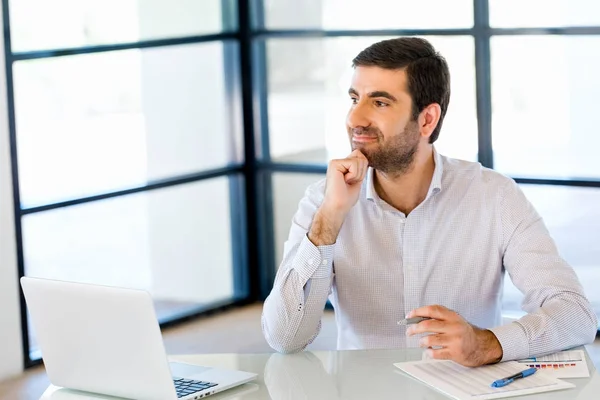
<box><xmin>40</xmin><ymin>347</ymin><xmax>600</xmax><ymax>399</ymax></box>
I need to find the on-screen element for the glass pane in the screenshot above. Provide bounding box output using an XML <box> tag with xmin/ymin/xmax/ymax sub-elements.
<box><xmin>502</xmin><ymin>185</ymin><xmax>600</xmax><ymax>327</ymax></box>
<box><xmin>272</xmin><ymin>172</ymin><xmax>325</xmax><ymax>267</ymax></box>
<box><xmin>14</xmin><ymin>41</ymin><xmax>242</xmax><ymax>208</ymax></box>
<box><xmin>263</xmin><ymin>0</ymin><xmax>473</xmax><ymax>30</ymax></box>
<box><xmin>491</xmin><ymin>36</ymin><xmax>600</xmax><ymax>179</ymax></box>
<box><xmin>266</xmin><ymin>36</ymin><xmax>477</xmax><ymax>164</ymax></box>
<box><xmin>9</xmin><ymin>0</ymin><xmax>234</xmax><ymax>52</ymax></box>
<box><xmin>490</xmin><ymin>0</ymin><xmax>600</xmax><ymax>28</ymax></box>
<box><xmin>23</xmin><ymin>176</ymin><xmax>240</xmax><ymax>356</ymax></box>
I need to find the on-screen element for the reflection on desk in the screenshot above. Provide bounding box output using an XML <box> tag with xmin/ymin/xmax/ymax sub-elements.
<box><xmin>41</xmin><ymin>347</ymin><xmax>600</xmax><ymax>400</ymax></box>
<box><xmin>264</xmin><ymin>353</ymin><xmax>339</xmax><ymax>399</ymax></box>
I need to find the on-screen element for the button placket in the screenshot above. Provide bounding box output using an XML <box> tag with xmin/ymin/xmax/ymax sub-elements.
<box><xmin>402</xmin><ymin>214</ymin><xmax>420</xmax><ymax>347</ymax></box>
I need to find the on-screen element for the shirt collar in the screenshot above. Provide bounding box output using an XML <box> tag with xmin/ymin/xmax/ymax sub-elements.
<box><xmin>365</xmin><ymin>146</ymin><xmax>444</xmax><ymax>202</ymax></box>
<box><xmin>428</xmin><ymin>146</ymin><xmax>444</xmax><ymax>197</ymax></box>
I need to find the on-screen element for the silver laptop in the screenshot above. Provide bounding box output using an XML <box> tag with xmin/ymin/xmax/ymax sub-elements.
<box><xmin>21</xmin><ymin>277</ymin><xmax>257</xmax><ymax>400</ymax></box>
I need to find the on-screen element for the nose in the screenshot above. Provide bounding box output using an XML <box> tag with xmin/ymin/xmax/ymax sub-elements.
<box><xmin>346</xmin><ymin>102</ymin><xmax>370</xmax><ymax>129</ymax></box>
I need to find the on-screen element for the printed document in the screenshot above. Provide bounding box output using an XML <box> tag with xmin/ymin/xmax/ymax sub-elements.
<box><xmin>394</xmin><ymin>359</ymin><xmax>574</xmax><ymax>400</ymax></box>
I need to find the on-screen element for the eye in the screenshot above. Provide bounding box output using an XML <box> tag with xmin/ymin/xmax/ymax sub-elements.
<box><xmin>350</xmin><ymin>97</ymin><xmax>358</xmax><ymax>104</ymax></box>
<box><xmin>375</xmin><ymin>101</ymin><xmax>388</xmax><ymax>107</ymax></box>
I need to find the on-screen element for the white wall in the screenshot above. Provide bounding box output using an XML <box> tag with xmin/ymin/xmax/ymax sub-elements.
<box><xmin>0</xmin><ymin>4</ymin><xmax>24</xmax><ymax>379</ymax></box>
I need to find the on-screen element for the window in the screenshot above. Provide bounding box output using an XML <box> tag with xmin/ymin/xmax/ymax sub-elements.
<box><xmin>24</xmin><ymin>176</ymin><xmax>244</xmax><ymax>359</ymax></box>
<box><xmin>491</xmin><ymin>35</ymin><xmax>600</xmax><ymax>179</ymax></box>
<box><xmin>489</xmin><ymin>0</ymin><xmax>600</xmax><ymax>28</ymax></box>
<box><xmin>259</xmin><ymin>0</ymin><xmax>600</xmax><ymax>331</ymax></box>
<box><xmin>9</xmin><ymin>0</ymin><xmax>235</xmax><ymax>51</ymax></box>
<box><xmin>14</xmin><ymin>42</ymin><xmax>242</xmax><ymax>207</ymax></box>
<box><xmin>265</xmin><ymin>36</ymin><xmax>477</xmax><ymax>164</ymax></box>
<box><xmin>263</xmin><ymin>0</ymin><xmax>473</xmax><ymax>30</ymax></box>
<box><xmin>5</xmin><ymin>0</ymin><xmax>248</xmax><ymax>365</ymax></box>
<box><xmin>7</xmin><ymin>0</ymin><xmax>600</xmax><ymax>367</ymax></box>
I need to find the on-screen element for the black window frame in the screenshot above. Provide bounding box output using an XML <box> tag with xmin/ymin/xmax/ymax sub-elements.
<box><xmin>4</xmin><ymin>0</ymin><xmax>599</xmax><ymax>367</ymax></box>
<box><xmin>2</xmin><ymin>0</ymin><xmax>264</xmax><ymax>367</ymax></box>
<box><xmin>251</xmin><ymin>0</ymin><xmax>600</xmax><ymax>329</ymax></box>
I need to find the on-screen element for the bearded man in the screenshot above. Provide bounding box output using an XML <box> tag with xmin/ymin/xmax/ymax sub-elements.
<box><xmin>261</xmin><ymin>37</ymin><xmax>597</xmax><ymax>367</ymax></box>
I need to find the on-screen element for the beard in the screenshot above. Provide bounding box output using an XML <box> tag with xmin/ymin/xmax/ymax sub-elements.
<box><xmin>349</xmin><ymin>120</ymin><xmax>420</xmax><ymax>175</ymax></box>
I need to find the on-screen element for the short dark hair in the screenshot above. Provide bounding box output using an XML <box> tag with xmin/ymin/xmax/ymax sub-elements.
<box><xmin>352</xmin><ymin>37</ymin><xmax>450</xmax><ymax>143</ymax></box>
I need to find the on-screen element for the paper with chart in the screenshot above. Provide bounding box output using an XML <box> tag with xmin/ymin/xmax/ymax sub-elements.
<box><xmin>394</xmin><ymin>359</ymin><xmax>574</xmax><ymax>400</ymax></box>
<box><xmin>518</xmin><ymin>350</ymin><xmax>589</xmax><ymax>378</ymax></box>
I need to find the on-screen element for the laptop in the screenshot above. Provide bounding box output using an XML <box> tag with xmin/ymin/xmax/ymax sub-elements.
<box><xmin>21</xmin><ymin>277</ymin><xmax>257</xmax><ymax>400</ymax></box>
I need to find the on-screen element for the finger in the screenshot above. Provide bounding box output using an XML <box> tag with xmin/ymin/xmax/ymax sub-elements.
<box><xmin>356</xmin><ymin>158</ymin><xmax>369</xmax><ymax>182</ymax></box>
<box><xmin>330</xmin><ymin>159</ymin><xmax>355</xmax><ymax>180</ymax></box>
<box><xmin>328</xmin><ymin>159</ymin><xmax>348</xmax><ymax>175</ymax></box>
<box><xmin>419</xmin><ymin>334</ymin><xmax>448</xmax><ymax>349</ymax></box>
<box><xmin>347</xmin><ymin>150</ymin><xmax>369</xmax><ymax>182</ymax></box>
<box><xmin>406</xmin><ymin>305</ymin><xmax>458</xmax><ymax>321</ymax></box>
<box><xmin>426</xmin><ymin>348</ymin><xmax>453</xmax><ymax>361</ymax></box>
<box><xmin>343</xmin><ymin>160</ymin><xmax>361</xmax><ymax>184</ymax></box>
<box><xmin>344</xmin><ymin>159</ymin><xmax>366</xmax><ymax>185</ymax></box>
<box><xmin>406</xmin><ymin>319</ymin><xmax>449</xmax><ymax>336</ymax></box>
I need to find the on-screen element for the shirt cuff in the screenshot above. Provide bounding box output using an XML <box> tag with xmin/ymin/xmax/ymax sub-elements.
<box><xmin>489</xmin><ymin>322</ymin><xmax>529</xmax><ymax>361</ymax></box>
<box><xmin>292</xmin><ymin>234</ymin><xmax>334</xmax><ymax>282</ymax></box>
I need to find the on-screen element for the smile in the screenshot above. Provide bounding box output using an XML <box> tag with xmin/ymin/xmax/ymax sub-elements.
<box><xmin>352</xmin><ymin>136</ymin><xmax>378</xmax><ymax>143</ymax></box>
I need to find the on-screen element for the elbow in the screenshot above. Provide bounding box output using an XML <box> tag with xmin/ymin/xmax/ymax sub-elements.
<box><xmin>263</xmin><ymin>331</ymin><xmax>306</xmax><ymax>354</ymax></box>
<box><xmin>261</xmin><ymin>314</ymin><xmax>307</xmax><ymax>354</ymax></box>
<box><xmin>269</xmin><ymin>341</ymin><xmax>305</xmax><ymax>354</ymax></box>
<box><xmin>575</xmin><ymin>298</ymin><xmax>598</xmax><ymax>345</ymax></box>
<box><xmin>263</xmin><ymin>327</ymin><xmax>307</xmax><ymax>354</ymax></box>
<box><xmin>586</xmin><ymin>310</ymin><xmax>599</xmax><ymax>344</ymax></box>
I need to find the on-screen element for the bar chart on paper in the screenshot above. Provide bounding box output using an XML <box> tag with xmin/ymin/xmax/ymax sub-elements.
<box><xmin>518</xmin><ymin>350</ymin><xmax>590</xmax><ymax>378</ymax></box>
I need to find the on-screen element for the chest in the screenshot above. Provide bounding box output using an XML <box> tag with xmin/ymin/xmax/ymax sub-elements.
<box><xmin>332</xmin><ymin>193</ymin><xmax>504</xmax><ymax>288</ymax></box>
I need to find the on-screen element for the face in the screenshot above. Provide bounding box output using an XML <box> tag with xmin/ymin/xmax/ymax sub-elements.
<box><xmin>346</xmin><ymin>66</ymin><xmax>422</xmax><ymax>175</ymax></box>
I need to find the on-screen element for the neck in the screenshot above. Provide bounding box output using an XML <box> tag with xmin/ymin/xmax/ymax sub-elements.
<box><xmin>374</xmin><ymin>145</ymin><xmax>435</xmax><ymax>215</ymax></box>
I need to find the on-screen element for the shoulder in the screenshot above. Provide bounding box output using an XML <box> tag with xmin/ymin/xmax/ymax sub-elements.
<box><xmin>441</xmin><ymin>154</ymin><xmax>516</xmax><ymax>192</ymax></box>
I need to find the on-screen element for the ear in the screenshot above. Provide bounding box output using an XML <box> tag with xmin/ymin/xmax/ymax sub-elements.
<box><xmin>418</xmin><ymin>103</ymin><xmax>442</xmax><ymax>140</ymax></box>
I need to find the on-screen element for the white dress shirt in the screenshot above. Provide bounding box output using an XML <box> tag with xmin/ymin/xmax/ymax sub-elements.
<box><xmin>262</xmin><ymin>149</ymin><xmax>598</xmax><ymax>361</ymax></box>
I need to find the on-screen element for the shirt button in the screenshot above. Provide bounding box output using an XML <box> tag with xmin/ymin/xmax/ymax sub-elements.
<box><xmin>307</xmin><ymin>258</ymin><xmax>314</xmax><ymax>266</ymax></box>
<box><xmin>400</xmin><ymin>219</ymin><xmax>405</xmax><ymax>224</ymax></box>
<box><xmin>321</xmin><ymin>259</ymin><xmax>328</xmax><ymax>265</ymax></box>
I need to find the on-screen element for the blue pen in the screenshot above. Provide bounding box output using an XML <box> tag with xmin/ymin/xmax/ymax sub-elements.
<box><xmin>491</xmin><ymin>367</ymin><xmax>537</xmax><ymax>388</ymax></box>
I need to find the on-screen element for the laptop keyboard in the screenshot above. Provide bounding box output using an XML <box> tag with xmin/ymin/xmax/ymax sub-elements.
<box><xmin>173</xmin><ymin>377</ymin><xmax>218</xmax><ymax>398</ymax></box>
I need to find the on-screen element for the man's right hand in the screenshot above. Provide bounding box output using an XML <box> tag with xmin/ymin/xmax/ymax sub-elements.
<box><xmin>308</xmin><ymin>150</ymin><xmax>369</xmax><ymax>246</ymax></box>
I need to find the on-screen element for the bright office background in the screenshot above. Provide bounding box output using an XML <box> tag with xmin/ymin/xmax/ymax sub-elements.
<box><xmin>3</xmin><ymin>0</ymin><xmax>599</xmax><ymax>366</ymax></box>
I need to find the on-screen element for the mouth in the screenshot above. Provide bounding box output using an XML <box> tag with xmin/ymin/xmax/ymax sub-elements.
<box><xmin>352</xmin><ymin>135</ymin><xmax>378</xmax><ymax>143</ymax></box>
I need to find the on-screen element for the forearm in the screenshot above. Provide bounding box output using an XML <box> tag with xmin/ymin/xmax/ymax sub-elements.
<box><xmin>490</xmin><ymin>294</ymin><xmax>598</xmax><ymax>361</ymax></box>
<box><xmin>498</xmin><ymin>179</ymin><xmax>598</xmax><ymax>361</ymax></box>
<box><xmin>307</xmin><ymin>206</ymin><xmax>345</xmax><ymax>246</ymax></box>
<box><xmin>262</xmin><ymin>236</ymin><xmax>334</xmax><ymax>353</ymax></box>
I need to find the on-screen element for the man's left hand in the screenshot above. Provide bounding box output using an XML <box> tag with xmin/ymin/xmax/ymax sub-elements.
<box><xmin>405</xmin><ymin>305</ymin><xmax>503</xmax><ymax>367</ymax></box>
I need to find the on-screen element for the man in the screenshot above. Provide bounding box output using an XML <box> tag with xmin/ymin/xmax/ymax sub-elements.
<box><xmin>261</xmin><ymin>37</ymin><xmax>597</xmax><ymax>367</ymax></box>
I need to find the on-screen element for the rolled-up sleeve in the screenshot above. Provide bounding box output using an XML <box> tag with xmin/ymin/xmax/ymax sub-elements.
<box><xmin>490</xmin><ymin>179</ymin><xmax>598</xmax><ymax>361</ymax></box>
<box><xmin>262</xmin><ymin>180</ymin><xmax>336</xmax><ymax>353</ymax></box>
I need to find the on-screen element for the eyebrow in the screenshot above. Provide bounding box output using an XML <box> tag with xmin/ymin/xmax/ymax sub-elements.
<box><xmin>348</xmin><ymin>88</ymin><xmax>398</xmax><ymax>103</ymax></box>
